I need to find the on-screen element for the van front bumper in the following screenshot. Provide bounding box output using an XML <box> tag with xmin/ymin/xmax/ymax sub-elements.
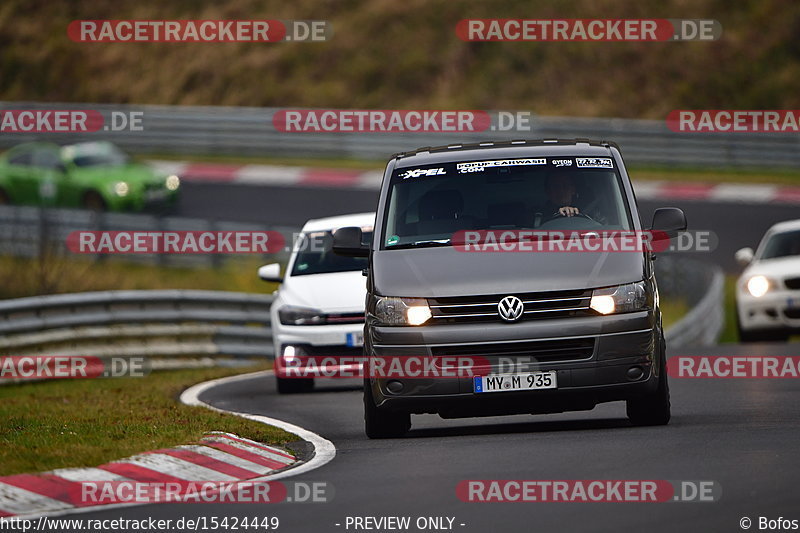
<box><xmin>366</xmin><ymin>310</ymin><xmax>662</xmax><ymax>417</ymax></box>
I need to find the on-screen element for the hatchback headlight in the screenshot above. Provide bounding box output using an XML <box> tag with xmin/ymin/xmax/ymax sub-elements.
<box><xmin>278</xmin><ymin>306</ymin><xmax>326</xmax><ymax>325</ymax></box>
<box><xmin>746</xmin><ymin>275</ymin><xmax>770</xmax><ymax>298</ymax></box>
<box><xmin>372</xmin><ymin>296</ymin><xmax>432</xmax><ymax>326</ymax></box>
<box><xmin>590</xmin><ymin>281</ymin><xmax>651</xmax><ymax>315</ymax></box>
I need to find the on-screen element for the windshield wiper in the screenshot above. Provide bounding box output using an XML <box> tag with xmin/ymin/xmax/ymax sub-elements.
<box><xmin>386</xmin><ymin>239</ymin><xmax>452</xmax><ymax>250</ymax></box>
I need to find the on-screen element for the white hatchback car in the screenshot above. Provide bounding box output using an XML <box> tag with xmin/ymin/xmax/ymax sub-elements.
<box><xmin>258</xmin><ymin>213</ymin><xmax>374</xmax><ymax>393</ymax></box>
<box><xmin>735</xmin><ymin>219</ymin><xmax>800</xmax><ymax>342</ymax></box>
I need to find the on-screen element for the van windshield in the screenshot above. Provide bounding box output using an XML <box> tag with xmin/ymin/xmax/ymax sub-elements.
<box><xmin>382</xmin><ymin>156</ymin><xmax>632</xmax><ymax>249</ymax></box>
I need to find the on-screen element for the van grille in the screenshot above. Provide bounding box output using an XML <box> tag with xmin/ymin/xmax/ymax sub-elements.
<box><xmin>430</xmin><ymin>337</ymin><xmax>595</xmax><ymax>363</ymax></box>
<box><xmin>428</xmin><ymin>289</ymin><xmax>593</xmax><ymax>324</ymax></box>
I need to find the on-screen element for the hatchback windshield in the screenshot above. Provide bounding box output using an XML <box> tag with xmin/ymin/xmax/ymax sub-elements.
<box><xmin>760</xmin><ymin>229</ymin><xmax>800</xmax><ymax>260</ymax></box>
<box><xmin>62</xmin><ymin>143</ymin><xmax>129</xmax><ymax>168</ymax></box>
<box><xmin>382</xmin><ymin>156</ymin><xmax>631</xmax><ymax>249</ymax></box>
<box><xmin>291</xmin><ymin>231</ymin><xmax>371</xmax><ymax>276</ymax></box>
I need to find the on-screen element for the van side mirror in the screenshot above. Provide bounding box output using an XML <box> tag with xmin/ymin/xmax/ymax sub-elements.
<box><xmin>332</xmin><ymin>226</ymin><xmax>369</xmax><ymax>258</ymax></box>
<box><xmin>257</xmin><ymin>263</ymin><xmax>283</xmax><ymax>283</ymax></box>
<box><xmin>735</xmin><ymin>247</ymin><xmax>754</xmax><ymax>266</ymax></box>
<box><xmin>650</xmin><ymin>207</ymin><xmax>687</xmax><ymax>239</ymax></box>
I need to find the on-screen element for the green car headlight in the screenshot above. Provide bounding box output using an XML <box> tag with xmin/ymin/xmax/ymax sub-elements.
<box><xmin>165</xmin><ymin>175</ymin><xmax>180</xmax><ymax>191</ymax></box>
<box><xmin>114</xmin><ymin>181</ymin><xmax>129</xmax><ymax>197</ymax></box>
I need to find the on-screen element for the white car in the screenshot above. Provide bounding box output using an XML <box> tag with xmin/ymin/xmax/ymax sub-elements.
<box><xmin>258</xmin><ymin>212</ymin><xmax>374</xmax><ymax>393</ymax></box>
<box><xmin>735</xmin><ymin>219</ymin><xmax>800</xmax><ymax>342</ymax></box>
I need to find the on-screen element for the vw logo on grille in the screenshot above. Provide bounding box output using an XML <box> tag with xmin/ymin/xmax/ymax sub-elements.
<box><xmin>497</xmin><ymin>295</ymin><xmax>524</xmax><ymax>322</ymax></box>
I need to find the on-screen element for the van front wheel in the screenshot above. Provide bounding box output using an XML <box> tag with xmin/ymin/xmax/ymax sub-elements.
<box><xmin>626</xmin><ymin>337</ymin><xmax>671</xmax><ymax>426</ymax></box>
<box><xmin>364</xmin><ymin>380</ymin><xmax>410</xmax><ymax>439</ymax></box>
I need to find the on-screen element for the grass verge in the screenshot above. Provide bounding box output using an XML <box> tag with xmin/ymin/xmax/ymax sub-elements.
<box><xmin>660</xmin><ymin>297</ymin><xmax>689</xmax><ymax>331</ymax></box>
<box><xmin>719</xmin><ymin>275</ymin><xmax>740</xmax><ymax>344</ymax></box>
<box><xmin>0</xmin><ymin>363</ymin><xmax>293</xmax><ymax>477</ymax></box>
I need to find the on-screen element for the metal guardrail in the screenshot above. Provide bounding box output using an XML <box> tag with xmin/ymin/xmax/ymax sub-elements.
<box><xmin>2</xmin><ymin>102</ymin><xmax>800</xmax><ymax>168</ymax></box>
<box><xmin>660</xmin><ymin>257</ymin><xmax>725</xmax><ymax>347</ymax></box>
<box><xmin>0</xmin><ymin>257</ymin><xmax>722</xmax><ymax>377</ymax></box>
<box><xmin>0</xmin><ymin>290</ymin><xmax>275</xmax><ymax>361</ymax></box>
<box><xmin>0</xmin><ymin>204</ymin><xmax>296</xmax><ymax>267</ymax></box>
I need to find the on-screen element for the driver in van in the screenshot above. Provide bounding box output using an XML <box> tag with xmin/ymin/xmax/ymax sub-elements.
<box><xmin>544</xmin><ymin>173</ymin><xmax>581</xmax><ymax>217</ymax></box>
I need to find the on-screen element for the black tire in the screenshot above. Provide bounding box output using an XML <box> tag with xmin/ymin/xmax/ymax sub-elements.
<box><xmin>364</xmin><ymin>379</ymin><xmax>410</xmax><ymax>439</ymax></box>
<box><xmin>760</xmin><ymin>330</ymin><xmax>790</xmax><ymax>343</ymax></box>
<box><xmin>736</xmin><ymin>312</ymin><xmax>760</xmax><ymax>343</ymax></box>
<box><xmin>737</xmin><ymin>314</ymin><xmax>789</xmax><ymax>343</ymax></box>
<box><xmin>82</xmin><ymin>191</ymin><xmax>106</xmax><ymax>211</ymax></box>
<box><xmin>276</xmin><ymin>376</ymin><xmax>314</xmax><ymax>394</ymax></box>
<box><xmin>737</xmin><ymin>327</ymin><xmax>760</xmax><ymax>343</ymax></box>
<box><xmin>627</xmin><ymin>336</ymin><xmax>671</xmax><ymax>426</ymax></box>
<box><xmin>0</xmin><ymin>189</ymin><xmax>9</xmax><ymax>204</ymax></box>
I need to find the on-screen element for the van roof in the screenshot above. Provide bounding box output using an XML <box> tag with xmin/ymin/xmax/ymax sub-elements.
<box><xmin>391</xmin><ymin>138</ymin><xmax>618</xmax><ymax>166</ymax></box>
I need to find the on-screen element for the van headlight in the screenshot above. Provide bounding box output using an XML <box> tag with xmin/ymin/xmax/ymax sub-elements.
<box><xmin>278</xmin><ymin>306</ymin><xmax>326</xmax><ymax>325</ymax></box>
<box><xmin>746</xmin><ymin>275</ymin><xmax>770</xmax><ymax>298</ymax></box>
<box><xmin>590</xmin><ymin>281</ymin><xmax>651</xmax><ymax>315</ymax></box>
<box><xmin>372</xmin><ymin>296</ymin><xmax>432</xmax><ymax>326</ymax></box>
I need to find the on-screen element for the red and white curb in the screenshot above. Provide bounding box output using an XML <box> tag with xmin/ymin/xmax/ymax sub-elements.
<box><xmin>151</xmin><ymin>159</ymin><xmax>800</xmax><ymax>204</ymax></box>
<box><xmin>0</xmin><ymin>370</ymin><xmax>335</xmax><ymax>519</ymax></box>
<box><xmin>0</xmin><ymin>432</ymin><xmax>292</xmax><ymax>517</ymax></box>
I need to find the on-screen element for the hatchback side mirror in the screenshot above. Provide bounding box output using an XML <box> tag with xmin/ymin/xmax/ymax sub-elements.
<box><xmin>650</xmin><ymin>207</ymin><xmax>687</xmax><ymax>239</ymax></box>
<box><xmin>735</xmin><ymin>247</ymin><xmax>754</xmax><ymax>266</ymax></box>
<box><xmin>257</xmin><ymin>263</ymin><xmax>282</xmax><ymax>283</ymax></box>
<box><xmin>332</xmin><ymin>226</ymin><xmax>369</xmax><ymax>258</ymax></box>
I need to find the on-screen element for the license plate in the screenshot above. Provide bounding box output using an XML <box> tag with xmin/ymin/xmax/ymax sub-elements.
<box><xmin>474</xmin><ymin>371</ymin><xmax>557</xmax><ymax>393</ymax></box>
<box><xmin>144</xmin><ymin>189</ymin><xmax>168</xmax><ymax>201</ymax></box>
<box><xmin>345</xmin><ymin>332</ymin><xmax>364</xmax><ymax>347</ymax></box>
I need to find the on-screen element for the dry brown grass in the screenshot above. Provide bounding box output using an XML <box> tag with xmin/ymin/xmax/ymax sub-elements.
<box><xmin>2</xmin><ymin>0</ymin><xmax>800</xmax><ymax>118</ymax></box>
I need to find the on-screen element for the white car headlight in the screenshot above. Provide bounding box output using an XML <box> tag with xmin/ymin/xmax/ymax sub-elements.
<box><xmin>165</xmin><ymin>174</ymin><xmax>180</xmax><ymax>191</ymax></box>
<box><xmin>746</xmin><ymin>275</ymin><xmax>770</xmax><ymax>298</ymax></box>
<box><xmin>278</xmin><ymin>306</ymin><xmax>326</xmax><ymax>325</ymax></box>
<box><xmin>114</xmin><ymin>181</ymin><xmax>129</xmax><ymax>197</ymax></box>
<box><xmin>373</xmin><ymin>296</ymin><xmax>432</xmax><ymax>326</ymax></box>
<box><xmin>590</xmin><ymin>281</ymin><xmax>650</xmax><ymax>315</ymax></box>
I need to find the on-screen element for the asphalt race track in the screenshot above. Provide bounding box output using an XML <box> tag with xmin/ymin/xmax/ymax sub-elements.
<box><xmin>74</xmin><ymin>180</ymin><xmax>800</xmax><ymax>532</ymax></box>
<box><xmin>79</xmin><ymin>341</ymin><xmax>800</xmax><ymax>532</ymax></box>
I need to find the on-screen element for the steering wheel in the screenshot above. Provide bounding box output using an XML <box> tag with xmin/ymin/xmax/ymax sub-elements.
<box><xmin>545</xmin><ymin>211</ymin><xmax>600</xmax><ymax>224</ymax></box>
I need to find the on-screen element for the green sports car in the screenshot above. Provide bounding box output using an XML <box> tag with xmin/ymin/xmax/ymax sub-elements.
<box><xmin>0</xmin><ymin>141</ymin><xmax>180</xmax><ymax>211</ymax></box>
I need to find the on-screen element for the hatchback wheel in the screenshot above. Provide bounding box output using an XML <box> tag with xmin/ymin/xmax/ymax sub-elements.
<box><xmin>276</xmin><ymin>377</ymin><xmax>314</xmax><ymax>394</ymax></box>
